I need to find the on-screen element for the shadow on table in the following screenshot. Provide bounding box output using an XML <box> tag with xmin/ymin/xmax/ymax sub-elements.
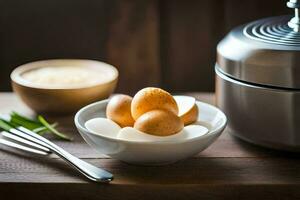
<box><xmin>0</xmin><ymin>146</ymin><xmax>87</xmax><ymax>182</ymax></box>
<box><xmin>106</xmin><ymin>133</ymin><xmax>300</xmax><ymax>184</ymax></box>
<box><xmin>231</xmin><ymin>134</ymin><xmax>300</xmax><ymax>158</ymax></box>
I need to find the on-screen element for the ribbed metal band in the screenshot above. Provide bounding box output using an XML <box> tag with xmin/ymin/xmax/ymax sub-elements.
<box><xmin>243</xmin><ymin>16</ymin><xmax>300</xmax><ymax>46</ymax></box>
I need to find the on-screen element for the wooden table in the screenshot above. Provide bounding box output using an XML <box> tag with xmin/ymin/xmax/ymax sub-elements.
<box><xmin>1</xmin><ymin>92</ymin><xmax>300</xmax><ymax>200</ymax></box>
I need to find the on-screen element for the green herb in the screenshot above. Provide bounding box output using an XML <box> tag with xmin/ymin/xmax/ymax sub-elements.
<box><xmin>33</xmin><ymin>123</ymin><xmax>58</xmax><ymax>135</ymax></box>
<box><xmin>0</xmin><ymin>119</ymin><xmax>13</xmax><ymax>131</ymax></box>
<box><xmin>38</xmin><ymin>116</ymin><xmax>72</xmax><ymax>141</ymax></box>
<box><xmin>0</xmin><ymin>112</ymin><xmax>72</xmax><ymax>141</ymax></box>
<box><xmin>10</xmin><ymin>112</ymin><xmax>43</xmax><ymax>130</ymax></box>
<box><xmin>11</xmin><ymin>111</ymin><xmax>42</xmax><ymax>125</ymax></box>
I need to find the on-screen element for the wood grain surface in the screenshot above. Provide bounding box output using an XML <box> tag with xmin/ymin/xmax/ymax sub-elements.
<box><xmin>0</xmin><ymin>93</ymin><xmax>300</xmax><ymax>200</ymax></box>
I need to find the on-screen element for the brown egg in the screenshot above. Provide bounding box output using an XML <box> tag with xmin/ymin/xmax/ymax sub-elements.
<box><xmin>131</xmin><ymin>87</ymin><xmax>178</xmax><ymax>120</ymax></box>
<box><xmin>134</xmin><ymin>109</ymin><xmax>184</xmax><ymax>136</ymax></box>
<box><xmin>106</xmin><ymin>94</ymin><xmax>135</xmax><ymax>127</ymax></box>
<box><xmin>174</xmin><ymin>96</ymin><xmax>199</xmax><ymax>125</ymax></box>
<box><xmin>180</xmin><ymin>104</ymin><xmax>198</xmax><ymax>125</ymax></box>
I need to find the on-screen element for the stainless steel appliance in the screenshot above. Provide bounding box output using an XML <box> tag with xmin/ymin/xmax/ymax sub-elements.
<box><xmin>215</xmin><ymin>0</ymin><xmax>300</xmax><ymax>151</ymax></box>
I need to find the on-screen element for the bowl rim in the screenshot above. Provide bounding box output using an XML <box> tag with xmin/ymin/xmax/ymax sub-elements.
<box><xmin>74</xmin><ymin>98</ymin><xmax>227</xmax><ymax>145</ymax></box>
<box><xmin>11</xmin><ymin>59</ymin><xmax>119</xmax><ymax>90</ymax></box>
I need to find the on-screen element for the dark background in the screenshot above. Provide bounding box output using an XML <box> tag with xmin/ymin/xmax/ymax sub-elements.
<box><xmin>0</xmin><ymin>0</ymin><xmax>288</xmax><ymax>93</ymax></box>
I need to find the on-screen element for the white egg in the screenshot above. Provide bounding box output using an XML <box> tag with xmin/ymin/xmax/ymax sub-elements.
<box><xmin>85</xmin><ymin>118</ymin><xmax>121</xmax><ymax>138</ymax></box>
<box><xmin>85</xmin><ymin>117</ymin><xmax>209</xmax><ymax>142</ymax></box>
<box><xmin>173</xmin><ymin>95</ymin><xmax>196</xmax><ymax>117</ymax></box>
<box><xmin>173</xmin><ymin>95</ymin><xmax>199</xmax><ymax>125</ymax></box>
<box><xmin>182</xmin><ymin>124</ymin><xmax>209</xmax><ymax>139</ymax></box>
<box><xmin>117</xmin><ymin>124</ymin><xmax>209</xmax><ymax>142</ymax></box>
<box><xmin>117</xmin><ymin>127</ymin><xmax>187</xmax><ymax>142</ymax></box>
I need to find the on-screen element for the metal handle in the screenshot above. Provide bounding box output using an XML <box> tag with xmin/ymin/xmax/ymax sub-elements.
<box><xmin>16</xmin><ymin>127</ymin><xmax>113</xmax><ymax>182</ymax></box>
<box><xmin>48</xmin><ymin>145</ymin><xmax>113</xmax><ymax>182</ymax></box>
<box><xmin>287</xmin><ymin>0</ymin><xmax>300</xmax><ymax>32</ymax></box>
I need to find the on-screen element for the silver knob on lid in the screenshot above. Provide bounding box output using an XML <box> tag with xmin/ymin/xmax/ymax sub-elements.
<box><xmin>287</xmin><ymin>0</ymin><xmax>300</xmax><ymax>32</ymax></box>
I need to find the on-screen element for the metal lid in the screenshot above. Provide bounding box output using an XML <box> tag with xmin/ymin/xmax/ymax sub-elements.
<box><xmin>217</xmin><ymin>0</ymin><xmax>300</xmax><ymax>89</ymax></box>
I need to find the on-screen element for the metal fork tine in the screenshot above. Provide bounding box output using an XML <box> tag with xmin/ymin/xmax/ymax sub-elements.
<box><xmin>8</xmin><ymin>128</ymin><xmax>51</xmax><ymax>150</ymax></box>
<box><xmin>0</xmin><ymin>138</ymin><xmax>48</xmax><ymax>155</ymax></box>
<box><xmin>1</xmin><ymin>131</ymin><xmax>51</xmax><ymax>153</ymax></box>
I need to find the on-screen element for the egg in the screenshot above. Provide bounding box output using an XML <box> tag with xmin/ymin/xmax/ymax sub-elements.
<box><xmin>85</xmin><ymin>118</ymin><xmax>121</xmax><ymax>138</ymax></box>
<box><xmin>85</xmin><ymin>117</ymin><xmax>209</xmax><ymax>142</ymax></box>
<box><xmin>117</xmin><ymin>125</ymin><xmax>209</xmax><ymax>142</ymax></box>
<box><xmin>131</xmin><ymin>87</ymin><xmax>178</xmax><ymax>120</ymax></box>
<box><xmin>183</xmin><ymin>125</ymin><xmax>209</xmax><ymax>139</ymax></box>
<box><xmin>134</xmin><ymin>109</ymin><xmax>184</xmax><ymax>136</ymax></box>
<box><xmin>174</xmin><ymin>95</ymin><xmax>199</xmax><ymax>125</ymax></box>
<box><xmin>117</xmin><ymin>127</ymin><xmax>187</xmax><ymax>141</ymax></box>
<box><xmin>106</xmin><ymin>94</ymin><xmax>135</xmax><ymax>127</ymax></box>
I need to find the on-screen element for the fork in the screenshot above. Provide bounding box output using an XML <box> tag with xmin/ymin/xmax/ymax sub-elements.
<box><xmin>0</xmin><ymin>123</ymin><xmax>113</xmax><ymax>183</ymax></box>
<box><xmin>0</xmin><ymin>136</ymin><xmax>48</xmax><ymax>155</ymax></box>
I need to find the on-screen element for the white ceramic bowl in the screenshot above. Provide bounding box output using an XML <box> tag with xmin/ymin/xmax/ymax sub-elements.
<box><xmin>74</xmin><ymin>99</ymin><xmax>227</xmax><ymax>165</ymax></box>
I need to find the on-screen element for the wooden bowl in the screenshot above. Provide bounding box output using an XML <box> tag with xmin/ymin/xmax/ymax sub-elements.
<box><xmin>11</xmin><ymin>59</ymin><xmax>118</xmax><ymax>115</ymax></box>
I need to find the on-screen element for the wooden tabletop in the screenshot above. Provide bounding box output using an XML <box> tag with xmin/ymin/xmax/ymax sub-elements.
<box><xmin>1</xmin><ymin>92</ymin><xmax>300</xmax><ymax>200</ymax></box>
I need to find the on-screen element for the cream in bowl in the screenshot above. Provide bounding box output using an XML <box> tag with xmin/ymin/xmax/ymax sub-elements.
<box><xmin>21</xmin><ymin>65</ymin><xmax>116</xmax><ymax>89</ymax></box>
<box><xmin>75</xmin><ymin>87</ymin><xmax>227</xmax><ymax>165</ymax></box>
<box><xmin>11</xmin><ymin>59</ymin><xmax>118</xmax><ymax>114</ymax></box>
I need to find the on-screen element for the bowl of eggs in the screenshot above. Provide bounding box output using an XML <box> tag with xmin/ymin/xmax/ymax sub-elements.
<box><xmin>75</xmin><ymin>87</ymin><xmax>227</xmax><ymax>165</ymax></box>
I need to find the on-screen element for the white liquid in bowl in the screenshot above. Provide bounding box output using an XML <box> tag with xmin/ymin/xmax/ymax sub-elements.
<box><xmin>21</xmin><ymin>66</ymin><xmax>116</xmax><ymax>89</ymax></box>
